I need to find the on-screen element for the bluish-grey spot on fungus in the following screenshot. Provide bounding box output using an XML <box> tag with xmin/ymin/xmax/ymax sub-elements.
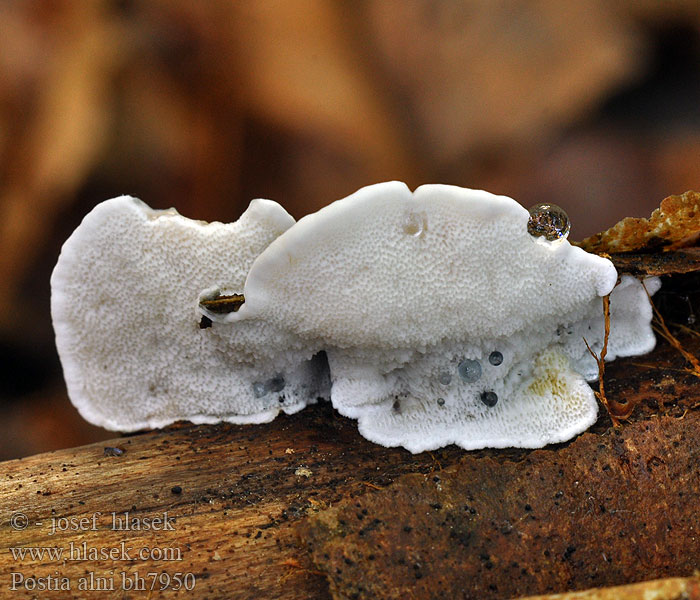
<box><xmin>268</xmin><ymin>375</ymin><xmax>285</xmax><ymax>393</ymax></box>
<box><xmin>438</xmin><ymin>371</ymin><xmax>452</xmax><ymax>385</ymax></box>
<box><xmin>252</xmin><ymin>382</ymin><xmax>268</xmax><ymax>398</ymax></box>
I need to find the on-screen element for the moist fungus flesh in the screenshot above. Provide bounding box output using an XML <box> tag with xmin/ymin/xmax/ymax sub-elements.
<box><xmin>51</xmin><ymin>183</ymin><xmax>659</xmax><ymax>452</ymax></box>
<box><xmin>51</xmin><ymin>196</ymin><xmax>328</xmax><ymax>431</ymax></box>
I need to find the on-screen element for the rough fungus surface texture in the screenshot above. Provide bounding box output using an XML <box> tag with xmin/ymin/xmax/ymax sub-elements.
<box><xmin>51</xmin><ymin>183</ymin><xmax>660</xmax><ymax>452</ymax></box>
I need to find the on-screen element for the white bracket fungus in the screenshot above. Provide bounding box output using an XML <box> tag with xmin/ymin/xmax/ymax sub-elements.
<box><xmin>51</xmin><ymin>196</ymin><xmax>328</xmax><ymax>431</ymax></box>
<box><xmin>51</xmin><ymin>183</ymin><xmax>660</xmax><ymax>452</ymax></box>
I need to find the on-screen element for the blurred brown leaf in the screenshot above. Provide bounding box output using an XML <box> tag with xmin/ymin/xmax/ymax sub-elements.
<box><xmin>0</xmin><ymin>1</ymin><xmax>123</xmax><ymax>332</ymax></box>
<box><xmin>367</xmin><ymin>0</ymin><xmax>646</xmax><ymax>166</ymax></box>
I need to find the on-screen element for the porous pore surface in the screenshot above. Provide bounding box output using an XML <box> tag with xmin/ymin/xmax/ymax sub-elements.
<box><xmin>354</xmin><ymin>348</ymin><xmax>598</xmax><ymax>453</ymax></box>
<box><xmin>237</xmin><ymin>182</ymin><xmax>618</xmax><ymax>348</ymax></box>
<box><xmin>334</xmin><ymin>276</ymin><xmax>660</xmax><ymax>453</ymax></box>
<box><xmin>235</xmin><ymin>182</ymin><xmax>657</xmax><ymax>451</ymax></box>
<box><xmin>51</xmin><ymin>196</ymin><xmax>327</xmax><ymax>431</ymax></box>
<box><xmin>567</xmin><ymin>275</ymin><xmax>661</xmax><ymax>380</ymax></box>
<box><xmin>52</xmin><ymin>184</ymin><xmax>660</xmax><ymax>451</ymax></box>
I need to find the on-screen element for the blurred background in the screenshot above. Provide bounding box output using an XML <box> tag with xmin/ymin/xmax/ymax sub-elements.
<box><xmin>0</xmin><ymin>0</ymin><xmax>699</xmax><ymax>459</ymax></box>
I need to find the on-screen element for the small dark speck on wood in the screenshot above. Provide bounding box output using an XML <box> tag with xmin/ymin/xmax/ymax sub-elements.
<box><xmin>103</xmin><ymin>446</ymin><xmax>125</xmax><ymax>457</ymax></box>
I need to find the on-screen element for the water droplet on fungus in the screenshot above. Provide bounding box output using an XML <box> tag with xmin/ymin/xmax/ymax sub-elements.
<box><xmin>480</xmin><ymin>391</ymin><xmax>498</xmax><ymax>407</ymax></box>
<box><xmin>489</xmin><ymin>351</ymin><xmax>503</xmax><ymax>366</ymax></box>
<box><xmin>527</xmin><ymin>204</ymin><xmax>570</xmax><ymax>241</ymax></box>
<box><xmin>458</xmin><ymin>359</ymin><xmax>482</xmax><ymax>383</ymax></box>
<box><xmin>268</xmin><ymin>375</ymin><xmax>285</xmax><ymax>392</ymax></box>
<box><xmin>403</xmin><ymin>212</ymin><xmax>427</xmax><ymax>237</ymax></box>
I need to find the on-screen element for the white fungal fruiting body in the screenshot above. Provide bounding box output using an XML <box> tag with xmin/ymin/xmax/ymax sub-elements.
<box><xmin>567</xmin><ymin>274</ymin><xmax>661</xmax><ymax>380</ymax></box>
<box><xmin>354</xmin><ymin>348</ymin><xmax>598</xmax><ymax>452</ymax></box>
<box><xmin>219</xmin><ymin>182</ymin><xmax>658</xmax><ymax>452</ymax></box>
<box><xmin>52</xmin><ymin>183</ymin><xmax>660</xmax><ymax>452</ymax></box>
<box><xmin>51</xmin><ymin>196</ymin><xmax>327</xmax><ymax>431</ymax></box>
<box><xmin>236</xmin><ymin>183</ymin><xmax>617</xmax><ymax>346</ymax></box>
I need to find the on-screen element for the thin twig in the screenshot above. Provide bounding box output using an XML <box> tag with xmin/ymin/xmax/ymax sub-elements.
<box><xmin>677</xmin><ymin>324</ymin><xmax>700</xmax><ymax>339</ymax></box>
<box><xmin>643</xmin><ymin>281</ymin><xmax>700</xmax><ymax>379</ymax></box>
<box><xmin>584</xmin><ymin>294</ymin><xmax>629</xmax><ymax>425</ymax></box>
<box><xmin>360</xmin><ymin>481</ymin><xmax>383</xmax><ymax>491</ymax></box>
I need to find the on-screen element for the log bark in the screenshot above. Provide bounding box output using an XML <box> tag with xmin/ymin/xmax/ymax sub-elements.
<box><xmin>519</xmin><ymin>576</ymin><xmax>700</xmax><ymax>600</ymax></box>
<box><xmin>0</xmin><ymin>402</ymin><xmax>467</xmax><ymax>599</ymax></box>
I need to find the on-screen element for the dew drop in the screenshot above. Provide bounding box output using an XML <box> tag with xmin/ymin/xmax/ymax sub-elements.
<box><xmin>437</xmin><ymin>398</ymin><xmax>445</xmax><ymax>407</ymax></box>
<box><xmin>488</xmin><ymin>351</ymin><xmax>503</xmax><ymax>366</ymax></box>
<box><xmin>527</xmin><ymin>203</ymin><xmax>570</xmax><ymax>241</ymax></box>
<box><xmin>458</xmin><ymin>359</ymin><xmax>482</xmax><ymax>383</ymax></box>
<box><xmin>480</xmin><ymin>391</ymin><xmax>498</xmax><ymax>407</ymax></box>
<box><xmin>438</xmin><ymin>371</ymin><xmax>452</xmax><ymax>385</ymax></box>
<box><xmin>268</xmin><ymin>375</ymin><xmax>285</xmax><ymax>392</ymax></box>
<box><xmin>253</xmin><ymin>382</ymin><xmax>268</xmax><ymax>398</ymax></box>
<box><xmin>403</xmin><ymin>212</ymin><xmax>427</xmax><ymax>237</ymax></box>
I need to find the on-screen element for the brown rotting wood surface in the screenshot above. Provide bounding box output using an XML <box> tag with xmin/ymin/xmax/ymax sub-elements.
<box><xmin>0</xmin><ymin>404</ymin><xmax>465</xmax><ymax>599</ymax></box>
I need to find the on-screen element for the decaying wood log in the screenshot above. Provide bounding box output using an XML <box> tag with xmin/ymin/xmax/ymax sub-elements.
<box><xmin>1</xmin><ymin>194</ymin><xmax>700</xmax><ymax>599</ymax></box>
<box><xmin>299</xmin><ymin>377</ymin><xmax>700</xmax><ymax>599</ymax></box>
<box><xmin>0</xmin><ymin>403</ymin><xmax>469</xmax><ymax>599</ymax></box>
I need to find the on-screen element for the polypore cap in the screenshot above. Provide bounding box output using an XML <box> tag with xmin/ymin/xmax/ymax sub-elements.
<box><xmin>233</xmin><ymin>182</ymin><xmax>618</xmax><ymax>349</ymax></box>
<box><xmin>50</xmin><ymin>195</ymin><xmax>328</xmax><ymax>431</ymax></box>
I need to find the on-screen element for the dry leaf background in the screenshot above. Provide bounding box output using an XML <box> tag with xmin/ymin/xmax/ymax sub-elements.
<box><xmin>0</xmin><ymin>0</ymin><xmax>699</xmax><ymax>459</ymax></box>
